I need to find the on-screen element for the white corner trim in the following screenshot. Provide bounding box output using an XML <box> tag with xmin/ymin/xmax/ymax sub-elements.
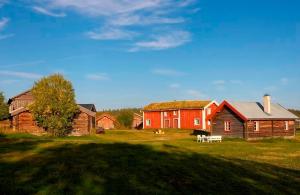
<box><xmin>142</xmin><ymin>112</ymin><xmax>145</xmax><ymax>129</ymax></box>
<box><xmin>204</xmin><ymin>100</ymin><xmax>219</xmax><ymax>109</ymax></box>
<box><xmin>161</xmin><ymin>111</ymin><xmax>163</xmax><ymax>128</ymax></box>
<box><xmin>178</xmin><ymin>109</ymin><xmax>181</xmax><ymax>129</ymax></box>
<box><xmin>202</xmin><ymin>109</ymin><xmax>206</xmax><ymax>130</ymax></box>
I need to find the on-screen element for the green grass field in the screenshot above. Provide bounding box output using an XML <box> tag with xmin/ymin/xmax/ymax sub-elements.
<box><xmin>0</xmin><ymin>130</ymin><xmax>299</xmax><ymax>194</ymax></box>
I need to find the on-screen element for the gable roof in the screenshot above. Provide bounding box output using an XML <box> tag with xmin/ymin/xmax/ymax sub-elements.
<box><xmin>208</xmin><ymin>100</ymin><xmax>298</xmax><ymax>121</ymax></box>
<box><xmin>143</xmin><ymin>100</ymin><xmax>212</xmax><ymax>111</ymax></box>
<box><xmin>229</xmin><ymin>101</ymin><xmax>298</xmax><ymax>120</ymax></box>
<box><xmin>78</xmin><ymin>104</ymin><xmax>96</xmax><ymax>112</ymax></box>
<box><xmin>78</xmin><ymin>104</ymin><xmax>96</xmax><ymax>117</ymax></box>
<box><xmin>8</xmin><ymin>89</ymin><xmax>32</xmax><ymax>104</ymax></box>
<box><xmin>96</xmin><ymin>113</ymin><xmax>117</xmax><ymax>122</ymax></box>
<box><xmin>134</xmin><ymin>113</ymin><xmax>143</xmax><ymax>118</ymax></box>
<box><xmin>208</xmin><ymin>101</ymin><xmax>248</xmax><ymax>121</ymax></box>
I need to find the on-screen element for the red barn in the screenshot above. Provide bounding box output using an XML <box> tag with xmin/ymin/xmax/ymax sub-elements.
<box><xmin>143</xmin><ymin>100</ymin><xmax>218</xmax><ymax>130</ymax></box>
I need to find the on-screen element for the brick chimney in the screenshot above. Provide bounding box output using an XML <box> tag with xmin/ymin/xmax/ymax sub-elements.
<box><xmin>263</xmin><ymin>94</ymin><xmax>271</xmax><ymax>114</ymax></box>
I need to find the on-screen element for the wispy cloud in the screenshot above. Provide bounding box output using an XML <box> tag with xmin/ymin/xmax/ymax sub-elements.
<box><xmin>86</xmin><ymin>73</ymin><xmax>110</xmax><ymax>81</ymax></box>
<box><xmin>186</xmin><ymin>89</ymin><xmax>206</xmax><ymax>98</ymax></box>
<box><xmin>86</xmin><ymin>27</ymin><xmax>136</xmax><ymax>40</ymax></box>
<box><xmin>212</xmin><ymin>80</ymin><xmax>226</xmax><ymax>85</ymax></box>
<box><xmin>152</xmin><ymin>68</ymin><xmax>186</xmax><ymax>77</ymax></box>
<box><xmin>280</xmin><ymin>77</ymin><xmax>289</xmax><ymax>85</ymax></box>
<box><xmin>0</xmin><ymin>33</ymin><xmax>14</xmax><ymax>40</ymax></box>
<box><xmin>0</xmin><ymin>17</ymin><xmax>9</xmax><ymax>30</ymax></box>
<box><xmin>230</xmin><ymin>80</ymin><xmax>243</xmax><ymax>85</ymax></box>
<box><xmin>34</xmin><ymin>0</ymin><xmax>197</xmax><ymax>49</ymax></box>
<box><xmin>0</xmin><ymin>0</ymin><xmax>7</xmax><ymax>8</ymax></box>
<box><xmin>109</xmin><ymin>14</ymin><xmax>185</xmax><ymax>26</ymax></box>
<box><xmin>0</xmin><ymin>70</ymin><xmax>42</xmax><ymax>79</ymax></box>
<box><xmin>169</xmin><ymin>83</ymin><xmax>181</xmax><ymax>89</ymax></box>
<box><xmin>39</xmin><ymin>0</ymin><xmax>194</xmax><ymax>17</ymax></box>
<box><xmin>131</xmin><ymin>31</ymin><xmax>191</xmax><ymax>51</ymax></box>
<box><xmin>0</xmin><ymin>79</ymin><xmax>19</xmax><ymax>85</ymax></box>
<box><xmin>0</xmin><ymin>17</ymin><xmax>13</xmax><ymax>40</ymax></box>
<box><xmin>0</xmin><ymin>60</ymin><xmax>44</xmax><ymax>68</ymax></box>
<box><xmin>32</xmin><ymin>6</ymin><xmax>66</xmax><ymax>17</ymax></box>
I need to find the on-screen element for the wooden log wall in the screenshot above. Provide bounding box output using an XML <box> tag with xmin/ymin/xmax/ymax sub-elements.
<box><xmin>211</xmin><ymin>106</ymin><xmax>245</xmax><ymax>138</ymax></box>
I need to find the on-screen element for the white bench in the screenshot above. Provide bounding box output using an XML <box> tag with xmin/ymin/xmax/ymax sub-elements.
<box><xmin>207</xmin><ymin>136</ymin><xmax>222</xmax><ymax>143</ymax></box>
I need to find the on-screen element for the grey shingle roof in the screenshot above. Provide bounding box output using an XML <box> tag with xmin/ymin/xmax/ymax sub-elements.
<box><xmin>78</xmin><ymin>104</ymin><xmax>96</xmax><ymax>112</ymax></box>
<box><xmin>229</xmin><ymin>101</ymin><xmax>298</xmax><ymax>119</ymax></box>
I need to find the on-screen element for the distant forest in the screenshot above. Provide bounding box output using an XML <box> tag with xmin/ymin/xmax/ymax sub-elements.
<box><xmin>289</xmin><ymin>109</ymin><xmax>300</xmax><ymax>117</ymax></box>
<box><xmin>97</xmin><ymin>108</ymin><xmax>142</xmax><ymax>117</ymax></box>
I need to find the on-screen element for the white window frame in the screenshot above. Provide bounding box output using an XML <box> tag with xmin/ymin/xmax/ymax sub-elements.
<box><xmin>146</xmin><ymin>119</ymin><xmax>151</xmax><ymax>126</ymax></box>
<box><xmin>194</xmin><ymin>118</ymin><xmax>200</xmax><ymax>126</ymax></box>
<box><xmin>173</xmin><ymin>111</ymin><xmax>177</xmax><ymax>116</ymax></box>
<box><xmin>285</xmin><ymin>121</ymin><xmax>289</xmax><ymax>131</ymax></box>
<box><xmin>224</xmin><ymin>121</ymin><xmax>231</xmax><ymax>131</ymax></box>
<box><xmin>208</xmin><ymin>120</ymin><xmax>211</xmax><ymax>126</ymax></box>
<box><xmin>164</xmin><ymin>112</ymin><xmax>167</xmax><ymax>117</ymax></box>
<box><xmin>207</xmin><ymin>108</ymin><xmax>212</xmax><ymax>115</ymax></box>
<box><xmin>254</xmin><ymin>121</ymin><xmax>259</xmax><ymax>131</ymax></box>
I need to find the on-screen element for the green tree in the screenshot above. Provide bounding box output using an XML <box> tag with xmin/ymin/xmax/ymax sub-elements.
<box><xmin>117</xmin><ymin>110</ymin><xmax>133</xmax><ymax>129</ymax></box>
<box><xmin>29</xmin><ymin>74</ymin><xmax>79</xmax><ymax>136</ymax></box>
<box><xmin>0</xmin><ymin>92</ymin><xmax>9</xmax><ymax>120</ymax></box>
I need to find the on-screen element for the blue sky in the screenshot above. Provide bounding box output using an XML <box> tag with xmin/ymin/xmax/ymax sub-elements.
<box><xmin>0</xmin><ymin>0</ymin><xmax>299</xmax><ymax>110</ymax></box>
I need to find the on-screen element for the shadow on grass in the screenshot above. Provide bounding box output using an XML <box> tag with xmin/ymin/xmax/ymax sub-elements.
<box><xmin>0</xmin><ymin>140</ymin><xmax>299</xmax><ymax>194</ymax></box>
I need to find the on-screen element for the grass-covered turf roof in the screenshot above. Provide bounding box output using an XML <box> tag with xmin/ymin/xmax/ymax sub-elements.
<box><xmin>143</xmin><ymin>100</ymin><xmax>212</xmax><ymax>111</ymax></box>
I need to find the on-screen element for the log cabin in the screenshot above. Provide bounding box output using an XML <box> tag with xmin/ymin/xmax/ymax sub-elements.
<box><xmin>208</xmin><ymin>95</ymin><xmax>299</xmax><ymax>139</ymax></box>
<box><xmin>8</xmin><ymin>90</ymin><xmax>96</xmax><ymax>136</ymax></box>
<box><xmin>143</xmin><ymin>100</ymin><xmax>218</xmax><ymax>130</ymax></box>
<box><xmin>96</xmin><ymin>113</ymin><xmax>117</xmax><ymax>129</ymax></box>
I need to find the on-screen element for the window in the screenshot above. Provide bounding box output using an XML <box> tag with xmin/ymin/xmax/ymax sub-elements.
<box><xmin>285</xmin><ymin>121</ymin><xmax>289</xmax><ymax>131</ymax></box>
<box><xmin>194</xmin><ymin>118</ymin><xmax>200</xmax><ymax>125</ymax></box>
<box><xmin>207</xmin><ymin>108</ymin><xmax>212</xmax><ymax>115</ymax></box>
<box><xmin>254</xmin><ymin>121</ymin><xmax>259</xmax><ymax>131</ymax></box>
<box><xmin>173</xmin><ymin>111</ymin><xmax>177</xmax><ymax>116</ymax></box>
<box><xmin>146</xmin><ymin>119</ymin><xmax>151</xmax><ymax>126</ymax></box>
<box><xmin>208</xmin><ymin>120</ymin><xmax>211</xmax><ymax>126</ymax></box>
<box><xmin>224</xmin><ymin>121</ymin><xmax>231</xmax><ymax>131</ymax></box>
<box><xmin>164</xmin><ymin>112</ymin><xmax>167</xmax><ymax>117</ymax></box>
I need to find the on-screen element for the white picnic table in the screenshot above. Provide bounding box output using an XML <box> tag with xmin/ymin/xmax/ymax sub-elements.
<box><xmin>197</xmin><ymin>135</ymin><xmax>222</xmax><ymax>143</ymax></box>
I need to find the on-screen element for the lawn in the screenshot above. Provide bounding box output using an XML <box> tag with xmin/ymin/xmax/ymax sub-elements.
<box><xmin>0</xmin><ymin>130</ymin><xmax>299</xmax><ymax>194</ymax></box>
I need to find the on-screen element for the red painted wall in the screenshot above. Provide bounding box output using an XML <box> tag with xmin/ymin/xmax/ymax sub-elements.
<box><xmin>143</xmin><ymin>102</ymin><xmax>219</xmax><ymax>130</ymax></box>
<box><xmin>162</xmin><ymin>110</ymin><xmax>180</xmax><ymax>128</ymax></box>
<box><xmin>180</xmin><ymin>109</ymin><xmax>203</xmax><ymax>129</ymax></box>
<box><xmin>144</xmin><ymin>111</ymin><xmax>161</xmax><ymax>129</ymax></box>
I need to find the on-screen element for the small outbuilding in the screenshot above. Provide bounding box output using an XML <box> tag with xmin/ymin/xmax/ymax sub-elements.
<box><xmin>132</xmin><ymin>113</ymin><xmax>143</xmax><ymax>129</ymax></box>
<box><xmin>208</xmin><ymin>95</ymin><xmax>299</xmax><ymax>139</ymax></box>
<box><xmin>96</xmin><ymin>113</ymin><xmax>117</xmax><ymax>130</ymax></box>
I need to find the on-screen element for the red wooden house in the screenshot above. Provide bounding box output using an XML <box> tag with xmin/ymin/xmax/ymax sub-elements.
<box><xmin>143</xmin><ymin>100</ymin><xmax>218</xmax><ymax>130</ymax></box>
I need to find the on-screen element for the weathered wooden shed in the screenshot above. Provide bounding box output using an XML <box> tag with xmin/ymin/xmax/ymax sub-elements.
<box><xmin>132</xmin><ymin>113</ymin><xmax>143</xmax><ymax>129</ymax></box>
<box><xmin>96</xmin><ymin>113</ymin><xmax>117</xmax><ymax>129</ymax></box>
<box><xmin>208</xmin><ymin>95</ymin><xmax>299</xmax><ymax>139</ymax></box>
